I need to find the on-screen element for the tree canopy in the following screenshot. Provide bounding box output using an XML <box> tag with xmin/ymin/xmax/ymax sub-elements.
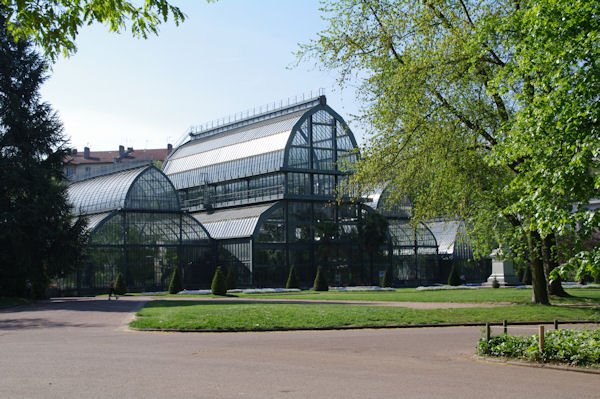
<box><xmin>303</xmin><ymin>0</ymin><xmax>599</xmax><ymax>302</ymax></box>
<box><xmin>1</xmin><ymin>0</ymin><xmax>193</xmax><ymax>60</ymax></box>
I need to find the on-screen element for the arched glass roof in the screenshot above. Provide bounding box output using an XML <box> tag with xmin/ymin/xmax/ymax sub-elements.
<box><xmin>163</xmin><ymin>96</ymin><xmax>359</xmax><ymax>190</ymax></box>
<box><xmin>68</xmin><ymin>166</ymin><xmax>179</xmax><ymax>215</ymax></box>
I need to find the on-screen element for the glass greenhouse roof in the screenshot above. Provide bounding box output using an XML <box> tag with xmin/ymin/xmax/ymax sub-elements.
<box><xmin>68</xmin><ymin>167</ymin><xmax>147</xmax><ymax>215</ymax></box>
<box><xmin>191</xmin><ymin>203</ymin><xmax>275</xmax><ymax>240</ymax></box>
<box><xmin>426</xmin><ymin>221</ymin><xmax>463</xmax><ymax>255</ymax></box>
<box><xmin>163</xmin><ymin>111</ymin><xmax>304</xmax><ymax>183</ymax></box>
<box><xmin>68</xmin><ymin>166</ymin><xmax>179</xmax><ymax>215</ymax></box>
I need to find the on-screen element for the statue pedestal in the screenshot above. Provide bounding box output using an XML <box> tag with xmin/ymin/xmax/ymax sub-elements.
<box><xmin>484</xmin><ymin>248</ymin><xmax>520</xmax><ymax>287</ymax></box>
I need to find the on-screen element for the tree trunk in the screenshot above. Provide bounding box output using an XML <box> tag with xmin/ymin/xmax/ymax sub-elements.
<box><xmin>542</xmin><ymin>233</ymin><xmax>571</xmax><ymax>297</ymax></box>
<box><xmin>528</xmin><ymin>230</ymin><xmax>550</xmax><ymax>305</ymax></box>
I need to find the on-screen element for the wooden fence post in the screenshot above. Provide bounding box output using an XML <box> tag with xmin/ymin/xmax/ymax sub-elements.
<box><xmin>503</xmin><ymin>320</ymin><xmax>508</xmax><ymax>335</ymax></box>
<box><xmin>554</xmin><ymin>320</ymin><xmax>559</xmax><ymax>330</ymax></box>
<box><xmin>539</xmin><ymin>325</ymin><xmax>545</xmax><ymax>353</ymax></box>
<box><xmin>486</xmin><ymin>323</ymin><xmax>490</xmax><ymax>341</ymax></box>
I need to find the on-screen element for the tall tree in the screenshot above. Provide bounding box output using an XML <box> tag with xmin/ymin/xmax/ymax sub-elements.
<box><xmin>302</xmin><ymin>0</ymin><xmax>598</xmax><ymax>303</ymax></box>
<box><xmin>0</xmin><ymin>15</ymin><xmax>87</xmax><ymax>298</ymax></box>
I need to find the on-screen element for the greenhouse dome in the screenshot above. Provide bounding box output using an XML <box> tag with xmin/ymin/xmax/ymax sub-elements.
<box><xmin>163</xmin><ymin>95</ymin><xmax>376</xmax><ymax>287</ymax></box>
<box><xmin>59</xmin><ymin>165</ymin><xmax>214</xmax><ymax>294</ymax></box>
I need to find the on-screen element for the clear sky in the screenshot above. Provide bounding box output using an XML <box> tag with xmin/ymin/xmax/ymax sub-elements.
<box><xmin>40</xmin><ymin>0</ymin><xmax>364</xmax><ymax>152</ymax></box>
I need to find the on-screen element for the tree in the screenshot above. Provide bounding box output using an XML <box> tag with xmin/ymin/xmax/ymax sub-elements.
<box><xmin>168</xmin><ymin>266</ymin><xmax>182</xmax><ymax>294</ymax></box>
<box><xmin>0</xmin><ymin>16</ymin><xmax>87</xmax><ymax>298</ymax></box>
<box><xmin>358</xmin><ymin>211</ymin><xmax>388</xmax><ymax>286</ymax></box>
<box><xmin>304</xmin><ymin>0</ymin><xmax>598</xmax><ymax>303</ymax></box>
<box><xmin>1</xmin><ymin>0</ymin><xmax>190</xmax><ymax>60</ymax></box>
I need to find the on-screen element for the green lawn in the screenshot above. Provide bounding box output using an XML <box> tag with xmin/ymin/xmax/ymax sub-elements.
<box><xmin>224</xmin><ymin>288</ymin><xmax>600</xmax><ymax>305</ymax></box>
<box><xmin>130</xmin><ymin>300</ymin><xmax>600</xmax><ymax>331</ymax></box>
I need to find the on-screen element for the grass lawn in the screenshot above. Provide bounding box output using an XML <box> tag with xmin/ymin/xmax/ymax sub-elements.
<box><xmin>162</xmin><ymin>287</ymin><xmax>600</xmax><ymax>305</ymax></box>
<box><xmin>0</xmin><ymin>297</ymin><xmax>32</xmax><ymax>309</ymax></box>
<box><xmin>130</xmin><ymin>300</ymin><xmax>600</xmax><ymax>331</ymax></box>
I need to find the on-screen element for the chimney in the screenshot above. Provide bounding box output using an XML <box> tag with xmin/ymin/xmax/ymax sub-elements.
<box><xmin>127</xmin><ymin>147</ymin><xmax>133</xmax><ymax>152</ymax></box>
<box><xmin>84</xmin><ymin>147</ymin><xmax>90</xmax><ymax>159</ymax></box>
<box><xmin>167</xmin><ymin>143</ymin><xmax>173</xmax><ymax>153</ymax></box>
<box><xmin>71</xmin><ymin>148</ymin><xmax>77</xmax><ymax>155</ymax></box>
<box><xmin>119</xmin><ymin>145</ymin><xmax>125</xmax><ymax>156</ymax></box>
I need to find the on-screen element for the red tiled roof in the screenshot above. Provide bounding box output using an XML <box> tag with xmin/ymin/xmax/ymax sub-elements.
<box><xmin>65</xmin><ymin>148</ymin><xmax>171</xmax><ymax>165</ymax></box>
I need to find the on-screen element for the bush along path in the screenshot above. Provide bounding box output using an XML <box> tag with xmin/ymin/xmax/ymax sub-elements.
<box><xmin>478</xmin><ymin>328</ymin><xmax>600</xmax><ymax>369</ymax></box>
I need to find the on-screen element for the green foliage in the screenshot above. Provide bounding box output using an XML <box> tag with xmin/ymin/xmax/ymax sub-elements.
<box><xmin>286</xmin><ymin>265</ymin><xmax>299</xmax><ymax>289</ymax></box>
<box><xmin>492</xmin><ymin>278</ymin><xmax>500</xmax><ymax>289</ymax></box>
<box><xmin>226</xmin><ymin>267</ymin><xmax>236</xmax><ymax>290</ymax></box>
<box><xmin>478</xmin><ymin>329</ymin><xmax>600</xmax><ymax>368</ymax></box>
<box><xmin>211</xmin><ymin>266</ymin><xmax>227</xmax><ymax>296</ymax></box>
<box><xmin>447</xmin><ymin>264</ymin><xmax>462</xmax><ymax>286</ymax></box>
<box><xmin>0</xmin><ymin>17</ymin><xmax>87</xmax><ymax>298</ymax></box>
<box><xmin>114</xmin><ymin>272</ymin><xmax>126</xmax><ymax>295</ymax></box>
<box><xmin>168</xmin><ymin>266</ymin><xmax>182</xmax><ymax>294</ymax></box>
<box><xmin>381</xmin><ymin>267</ymin><xmax>393</xmax><ymax>288</ymax></box>
<box><xmin>303</xmin><ymin>0</ymin><xmax>600</xmax><ymax>302</ymax></box>
<box><xmin>313</xmin><ymin>265</ymin><xmax>328</xmax><ymax>291</ymax></box>
<box><xmin>1</xmin><ymin>0</ymin><xmax>193</xmax><ymax>60</ymax></box>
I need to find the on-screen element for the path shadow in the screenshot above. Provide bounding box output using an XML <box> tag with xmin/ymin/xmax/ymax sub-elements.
<box><xmin>0</xmin><ymin>298</ymin><xmax>149</xmax><ymax>314</ymax></box>
<box><xmin>0</xmin><ymin>318</ymin><xmax>105</xmax><ymax>330</ymax></box>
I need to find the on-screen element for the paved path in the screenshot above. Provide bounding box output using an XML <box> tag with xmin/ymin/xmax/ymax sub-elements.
<box><xmin>0</xmin><ymin>297</ymin><xmax>598</xmax><ymax>399</ymax></box>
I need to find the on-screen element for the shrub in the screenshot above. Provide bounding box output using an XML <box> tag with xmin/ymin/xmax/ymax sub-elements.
<box><xmin>168</xmin><ymin>266</ymin><xmax>182</xmax><ymax>294</ymax></box>
<box><xmin>211</xmin><ymin>267</ymin><xmax>228</xmax><ymax>296</ymax></box>
<box><xmin>226</xmin><ymin>267</ymin><xmax>237</xmax><ymax>290</ymax></box>
<box><xmin>478</xmin><ymin>328</ymin><xmax>600</xmax><ymax>367</ymax></box>
<box><xmin>492</xmin><ymin>277</ymin><xmax>500</xmax><ymax>288</ymax></box>
<box><xmin>313</xmin><ymin>265</ymin><xmax>328</xmax><ymax>291</ymax></box>
<box><xmin>286</xmin><ymin>265</ymin><xmax>299</xmax><ymax>289</ymax></box>
<box><xmin>516</xmin><ymin>266</ymin><xmax>525</xmax><ymax>283</ymax></box>
<box><xmin>381</xmin><ymin>267</ymin><xmax>393</xmax><ymax>287</ymax></box>
<box><xmin>114</xmin><ymin>272</ymin><xmax>126</xmax><ymax>295</ymax></box>
<box><xmin>447</xmin><ymin>264</ymin><xmax>462</xmax><ymax>286</ymax></box>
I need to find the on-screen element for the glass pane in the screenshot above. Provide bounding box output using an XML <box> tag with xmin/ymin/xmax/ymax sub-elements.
<box><xmin>292</xmin><ymin>127</ymin><xmax>309</xmax><ymax>145</ymax></box>
<box><xmin>286</xmin><ymin>172</ymin><xmax>311</xmax><ymax>196</ymax></box>
<box><xmin>288</xmin><ymin>147</ymin><xmax>310</xmax><ymax>169</ymax></box>
<box><xmin>312</xmin><ymin>124</ymin><xmax>333</xmax><ymax>148</ymax></box>
<box><xmin>313</xmin><ymin>174</ymin><xmax>335</xmax><ymax>196</ymax></box>
<box><xmin>312</xmin><ymin>149</ymin><xmax>334</xmax><ymax>171</ymax></box>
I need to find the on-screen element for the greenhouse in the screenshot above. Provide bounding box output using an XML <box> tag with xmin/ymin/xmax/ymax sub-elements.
<box><xmin>163</xmin><ymin>95</ymin><xmax>445</xmax><ymax>287</ymax></box>
<box><xmin>367</xmin><ymin>189</ymin><xmax>440</xmax><ymax>285</ymax></box>
<box><xmin>59</xmin><ymin>165</ymin><xmax>214</xmax><ymax>294</ymax></box>
<box><xmin>427</xmin><ymin>221</ymin><xmax>491</xmax><ymax>283</ymax></box>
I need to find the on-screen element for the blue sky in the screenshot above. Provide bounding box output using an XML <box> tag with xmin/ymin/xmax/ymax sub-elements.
<box><xmin>40</xmin><ymin>0</ymin><xmax>364</xmax><ymax>152</ymax></box>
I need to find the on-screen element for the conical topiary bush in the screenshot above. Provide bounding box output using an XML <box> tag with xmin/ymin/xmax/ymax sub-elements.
<box><xmin>168</xmin><ymin>266</ymin><xmax>182</xmax><ymax>294</ymax></box>
<box><xmin>447</xmin><ymin>264</ymin><xmax>462</xmax><ymax>286</ymax></box>
<box><xmin>381</xmin><ymin>267</ymin><xmax>393</xmax><ymax>287</ymax></box>
<box><xmin>114</xmin><ymin>272</ymin><xmax>126</xmax><ymax>295</ymax></box>
<box><xmin>211</xmin><ymin>266</ymin><xmax>228</xmax><ymax>296</ymax></box>
<box><xmin>286</xmin><ymin>265</ymin><xmax>299</xmax><ymax>289</ymax></box>
<box><xmin>313</xmin><ymin>265</ymin><xmax>328</xmax><ymax>291</ymax></box>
